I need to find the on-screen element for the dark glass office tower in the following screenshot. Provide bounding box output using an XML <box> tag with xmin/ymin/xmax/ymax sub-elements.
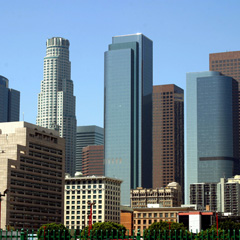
<box><xmin>104</xmin><ymin>33</ymin><xmax>153</xmax><ymax>205</ymax></box>
<box><xmin>185</xmin><ymin>71</ymin><xmax>239</xmax><ymax>203</ymax></box>
<box><xmin>0</xmin><ymin>75</ymin><xmax>20</xmax><ymax>122</ymax></box>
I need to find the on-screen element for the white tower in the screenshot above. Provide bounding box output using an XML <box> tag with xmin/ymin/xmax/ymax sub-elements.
<box><xmin>37</xmin><ymin>37</ymin><xmax>76</xmax><ymax>176</ymax></box>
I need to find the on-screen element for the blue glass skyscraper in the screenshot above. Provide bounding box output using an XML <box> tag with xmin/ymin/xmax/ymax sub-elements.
<box><xmin>0</xmin><ymin>75</ymin><xmax>20</xmax><ymax>122</ymax></box>
<box><xmin>185</xmin><ymin>71</ymin><xmax>239</xmax><ymax>203</ymax></box>
<box><xmin>104</xmin><ymin>33</ymin><xmax>153</xmax><ymax>205</ymax></box>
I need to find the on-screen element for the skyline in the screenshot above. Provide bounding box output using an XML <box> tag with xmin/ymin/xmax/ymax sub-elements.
<box><xmin>1</xmin><ymin>1</ymin><xmax>240</xmax><ymax>127</ymax></box>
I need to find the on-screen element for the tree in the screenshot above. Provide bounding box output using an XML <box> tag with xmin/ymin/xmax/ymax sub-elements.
<box><xmin>81</xmin><ymin>222</ymin><xmax>126</xmax><ymax>237</ymax></box>
<box><xmin>197</xmin><ymin>225</ymin><xmax>229</xmax><ymax>239</ymax></box>
<box><xmin>198</xmin><ymin>219</ymin><xmax>240</xmax><ymax>237</ymax></box>
<box><xmin>37</xmin><ymin>223</ymin><xmax>71</xmax><ymax>240</ymax></box>
<box><xmin>144</xmin><ymin>221</ymin><xmax>188</xmax><ymax>237</ymax></box>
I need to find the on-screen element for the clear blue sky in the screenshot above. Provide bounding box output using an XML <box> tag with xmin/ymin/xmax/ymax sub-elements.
<box><xmin>1</xmin><ymin>0</ymin><xmax>239</xmax><ymax>127</ymax></box>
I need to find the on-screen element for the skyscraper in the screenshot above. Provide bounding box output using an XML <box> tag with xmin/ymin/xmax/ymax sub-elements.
<box><xmin>76</xmin><ymin>125</ymin><xmax>104</xmax><ymax>172</ymax></box>
<box><xmin>185</xmin><ymin>71</ymin><xmax>239</xmax><ymax>203</ymax></box>
<box><xmin>104</xmin><ymin>33</ymin><xmax>153</xmax><ymax>205</ymax></box>
<box><xmin>82</xmin><ymin>145</ymin><xmax>104</xmax><ymax>176</ymax></box>
<box><xmin>0</xmin><ymin>75</ymin><xmax>20</xmax><ymax>122</ymax></box>
<box><xmin>37</xmin><ymin>37</ymin><xmax>76</xmax><ymax>176</ymax></box>
<box><xmin>209</xmin><ymin>51</ymin><xmax>240</xmax><ymax>82</ymax></box>
<box><xmin>210</xmin><ymin>51</ymin><xmax>240</xmax><ymax>172</ymax></box>
<box><xmin>152</xmin><ymin>85</ymin><xmax>184</xmax><ymax>195</ymax></box>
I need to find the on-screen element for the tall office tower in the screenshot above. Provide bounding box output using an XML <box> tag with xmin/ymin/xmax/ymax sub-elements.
<box><xmin>37</xmin><ymin>37</ymin><xmax>76</xmax><ymax>176</ymax></box>
<box><xmin>82</xmin><ymin>145</ymin><xmax>104</xmax><ymax>176</ymax></box>
<box><xmin>0</xmin><ymin>122</ymin><xmax>65</xmax><ymax>230</ymax></box>
<box><xmin>210</xmin><ymin>51</ymin><xmax>240</xmax><ymax>173</ymax></box>
<box><xmin>185</xmin><ymin>71</ymin><xmax>239</xmax><ymax>203</ymax></box>
<box><xmin>76</xmin><ymin>125</ymin><xmax>104</xmax><ymax>172</ymax></box>
<box><xmin>152</xmin><ymin>85</ymin><xmax>184</xmax><ymax>195</ymax></box>
<box><xmin>104</xmin><ymin>33</ymin><xmax>153</xmax><ymax>206</ymax></box>
<box><xmin>0</xmin><ymin>75</ymin><xmax>20</xmax><ymax>122</ymax></box>
<box><xmin>210</xmin><ymin>51</ymin><xmax>240</xmax><ymax>81</ymax></box>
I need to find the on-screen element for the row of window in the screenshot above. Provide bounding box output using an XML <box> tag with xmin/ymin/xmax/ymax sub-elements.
<box><xmin>134</xmin><ymin>212</ymin><xmax>175</xmax><ymax>218</ymax></box>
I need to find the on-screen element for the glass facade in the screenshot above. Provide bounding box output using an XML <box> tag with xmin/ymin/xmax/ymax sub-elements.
<box><xmin>0</xmin><ymin>75</ymin><xmax>20</xmax><ymax>122</ymax></box>
<box><xmin>104</xmin><ymin>33</ymin><xmax>152</xmax><ymax>205</ymax></box>
<box><xmin>185</xmin><ymin>71</ymin><xmax>238</xmax><ymax>203</ymax></box>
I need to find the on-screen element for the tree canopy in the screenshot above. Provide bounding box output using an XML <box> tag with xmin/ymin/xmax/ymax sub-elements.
<box><xmin>144</xmin><ymin>221</ymin><xmax>187</xmax><ymax>237</ymax></box>
<box><xmin>37</xmin><ymin>223</ymin><xmax>70</xmax><ymax>240</ymax></box>
<box><xmin>81</xmin><ymin>222</ymin><xmax>126</xmax><ymax>237</ymax></box>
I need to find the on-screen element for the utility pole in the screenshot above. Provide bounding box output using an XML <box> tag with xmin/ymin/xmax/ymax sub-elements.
<box><xmin>0</xmin><ymin>189</ymin><xmax>8</xmax><ymax>229</ymax></box>
<box><xmin>87</xmin><ymin>201</ymin><xmax>95</xmax><ymax>236</ymax></box>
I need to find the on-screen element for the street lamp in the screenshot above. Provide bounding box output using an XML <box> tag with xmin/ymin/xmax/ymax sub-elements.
<box><xmin>87</xmin><ymin>201</ymin><xmax>95</xmax><ymax>236</ymax></box>
<box><xmin>0</xmin><ymin>189</ymin><xmax>8</xmax><ymax>229</ymax></box>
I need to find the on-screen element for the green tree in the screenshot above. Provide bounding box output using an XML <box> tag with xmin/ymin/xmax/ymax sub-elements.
<box><xmin>143</xmin><ymin>221</ymin><xmax>188</xmax><ymax>237</ymax></box>
<box><xmin>81</xmin><ymin>222</ymin><xmax>126</xmax><ymax>237</ymax></box>
<box><xmin>197</xmin><ymin>225</ymin><xmax>229</xmax><ymax>240</ymax></box>
<box><xmin>217</xmin><ymin>219</ymin><xmax>240</xmax><ymax>233</ymax></box>
<box><xmin>37</xmin><ymin>223</ymin><xmax>71</xmax><ymax>240</ymax></box>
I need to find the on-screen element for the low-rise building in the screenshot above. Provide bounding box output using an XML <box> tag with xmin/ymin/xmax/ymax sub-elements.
<box><xmin>120</xmin><ymin>206</ymin><xmax>133</xmax><ymax>235</ymax></box>
<box><xmin>0</xmin><ymin>122</ymin><xmax>65</xmax><ymax>230</ymax></box>
<box><xmin>131</xmin><ymin>182</ymin><xmax>182</xmax><ymax>208</ymax></box>
<box><xmin>64</xmin><ymin>175</ymin><xmax>122</xmax><ymax>229</ymax></box>
<box><xmin>133</xmin><ymin>206</ymin><xmax>195</xmax><ymax>235</ymax></box>
<box><xmin>190</xmin><ymin>176</ymin><xmax>240</xmax><ymax>216</ymax></box>
<box><xmin>190</xmin><ymin>183</ymin><xmax>217</xmax><ymax>211</ymax></box>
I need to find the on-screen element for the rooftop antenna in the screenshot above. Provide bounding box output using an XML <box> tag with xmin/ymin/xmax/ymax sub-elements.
<box><xmin>23</xmin><ymin>112</ymin><xmax>24</xmax><ymax>122</ymax></box>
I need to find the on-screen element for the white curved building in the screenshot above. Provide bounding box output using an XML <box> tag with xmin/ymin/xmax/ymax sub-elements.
<box><xmin>37</xmin><ymin>37</ymin><xmax>76</xmax><ymax>176</ymax></box>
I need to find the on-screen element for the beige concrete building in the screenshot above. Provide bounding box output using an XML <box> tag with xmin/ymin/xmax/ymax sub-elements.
<box><xmin>133</xmin><ymin>207</ymin><xmax>195</xmax><ymax>235</ymax></box>
<box><xmin>64</xmin><ymin>175</ymin><xmax>122</xmax><ymax>229</ymax></box>
<box><xmin>131</xmin><ymin>182</ymin><xmax>182</xmax><ymax>208</ymax></box>
<box><xmin>0</xmin><ymin>122</ymin><xmax>65</xmax><ymax>230</ymax></box>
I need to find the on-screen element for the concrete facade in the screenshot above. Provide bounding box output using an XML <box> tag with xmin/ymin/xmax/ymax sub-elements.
<box><xmin>64</xmin><ymin>175</ymin><xmax>122</xmax><ymax>230</ymax></box>
<box><xmin>0</xmin><ymin>122</ymin><xmax>65</xmax><ymax>230</ymax></box>
<box><xmin>131</xmin><ymin>182</ymin><xmax>182</xmax><ymax>208</ymax></box>
<box><xmin>37</xmin><ymin>37</ymin><xmax>76</xmax><ymax>176</ymax></box>
<box><xmin>133</xmin><ymin>207</ymin><xmax>194</xmax><ymax>235</ymax></box>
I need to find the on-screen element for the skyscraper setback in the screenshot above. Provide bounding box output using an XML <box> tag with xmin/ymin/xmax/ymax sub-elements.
<box><xmin>37</xmin><ymin>37</ymin><xmax>76</xmax><ymax>176</ymax></box>
<box><xmin>104</xmin><ymin>33</ymin><xmax>153</xmax><ymax>205</ymax></box>
<box><xmin>152</xmin><ymin>85</ymin><xmax>184</xmax><ymax>195</ymax></box>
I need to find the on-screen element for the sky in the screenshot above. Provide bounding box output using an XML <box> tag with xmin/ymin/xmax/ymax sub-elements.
<box><xmin>1</xmin><ymin>0</ymin><xmax>240</xmax><ymax>128</ymax></box>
